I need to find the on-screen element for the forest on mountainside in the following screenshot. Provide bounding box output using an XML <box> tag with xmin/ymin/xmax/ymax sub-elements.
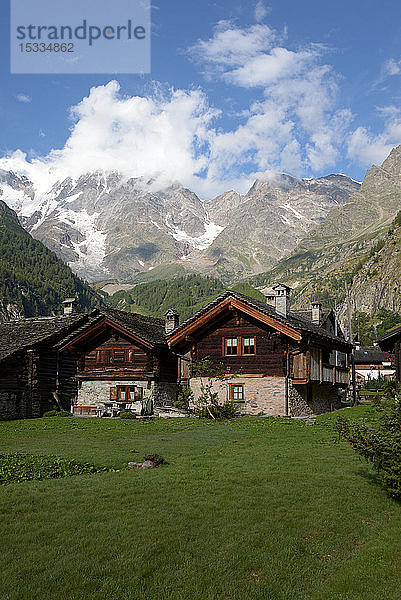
<box><xmin>106</xmin><ymin>275</ymin><xmax>266</xmax><ymax>321</ymax></box>
<box><xmin>0</xmin><ymin>200</ymin><xmax>100</xmax><ymax>320</ymax></box>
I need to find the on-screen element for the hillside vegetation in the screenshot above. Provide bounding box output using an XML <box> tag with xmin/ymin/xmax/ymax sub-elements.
<box><xmin>106</xmin><ymin>275</ymin><xmax>266</xmax><ymax>320</ymax></box>
<box><xmin>0</xmin><ymin>200</ymin><xmax>100</xmax><ymax>321</ymax></box>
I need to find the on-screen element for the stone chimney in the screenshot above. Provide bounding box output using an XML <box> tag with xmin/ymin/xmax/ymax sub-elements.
<box><xmin>164</xmin><ymin>309</ymin><xmax>179</xmax><ymax>334</ymax></box>
<box><xmin>63</xmin><ymin>297</ymin><xmax>77</xmax><ymax>315</ymax></box>
<box><xmin>265</xmin><ymin>293</ymin><xmax>276</xmax><ymax>307</ymax></box>
<box><xmin>311</xmin><ymin>302</ymin><xmax>321</xmax><ymax>326</ymax></box>
<box><xmin>273</xmin><ymin>284</ymin><xmax>291</xmax><ymax>317</ymax></box>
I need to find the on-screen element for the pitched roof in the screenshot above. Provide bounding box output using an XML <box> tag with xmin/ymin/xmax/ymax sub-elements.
<box><xmin>167</xmin><ymin>290</ymin><xmax>352</xmax><ymax>349</ymax></box>
<box><xmin>0</xmin><ymin>307</ymin><xmax>167</xmax><ymax>363</ymax></box>
<box><xmin>354</xmin><ymin>347</ymin><xmax>393</xmax><ymax>364</ymax></box>
<box><xmin>377</xmin><ymin>324</ymin><xmax>401</xmax><ymax>345</ymax></box>
<box><xmin>55</xmin><ymin>306</ymin><xmax>167</xmax><ymax>351</ymax></box>
<box><xmin>96</xmin><ymin>307</ymin><xmax>166</xmax><ymax>346</ymax></box>
<box><xmin>291</xmin><ymin>308</ymin><xmax>332</xmax><ymax>327</ymax></box>
<box><xmin>0</xmin><ymin>313</ymin><xmax>89</xmax><ymax>362</ymax></box>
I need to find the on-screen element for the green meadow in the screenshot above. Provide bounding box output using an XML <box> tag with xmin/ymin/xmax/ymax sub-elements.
<box><xmin>0</xmin><ymin>408</ymin><xmax>400</xmax><ymax>600</ymax></box>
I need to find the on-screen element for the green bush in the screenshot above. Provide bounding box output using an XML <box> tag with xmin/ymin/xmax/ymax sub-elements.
<box><xmin>42</xmin><ymin>410</ymin><xmax>59</xmax><ymax>417</ymax></box>
<box><xmin>0</xmin><ymin>453</ymin><xmax>111</xmax><ymax>485</ymax></box>
<box><xmin>174</xmin><ymin>385</ymin><xmax>193</xmax><ymax>411</ymax></box>
<box><xmin>119</xmin><ymin>411</ymin><xmax>136</xmax><ymax>419</ymax></box>
<box><xmin>197</xmin><ymin>401</ymin><xmax>240</xmax><ymax>420</ymax></box>
<box><xmin>43</xmin><ymin>410</ymin><xmax>72</xmax><ymax>417</ymax></box>
<box><xmin>336</xmin><ymin>386</ymin><xmax>401</xmax><ymax>499</ymax></box>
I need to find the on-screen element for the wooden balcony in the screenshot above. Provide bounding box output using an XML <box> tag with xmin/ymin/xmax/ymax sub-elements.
<box><xmin>292</xmin><ymin>350</ymin><xmax>349</xmax><ymax>387</ymax></box>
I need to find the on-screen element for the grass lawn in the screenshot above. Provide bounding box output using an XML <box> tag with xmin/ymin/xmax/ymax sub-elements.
<box><xmin>0</xmin><ymin>408</ymin><xmax>400</xmax><ymax>600</ymax></box>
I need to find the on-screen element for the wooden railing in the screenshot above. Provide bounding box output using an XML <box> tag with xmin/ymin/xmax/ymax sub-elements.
<box><xmin>292</xmin><ymin>351</ymin><xmax>349</xmax><ymax>386</ymax></box>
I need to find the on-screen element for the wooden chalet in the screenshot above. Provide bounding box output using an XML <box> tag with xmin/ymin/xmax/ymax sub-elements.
<box><xmin>0</xmin><ymin>313</ymin><xmax>90</xmax><ymax>420</ymax></box>
<box><xmin>58</xmin><ymin>307</ymin><xmax>177</xmax><ymax>417</ymax></box>
<box><xmin>0</xmin><ymin>307</ymin><xmax>177</xmax><ymax>420</ymax></box>
<box><xmin>167</xmin><ymin>287</ymin><xmax>353</xmax><ymax>417</ymax></box>
<box><xmin>377</xmin><ymin>325</ymin><xmax>401</xmax><ymax>381</ymax></box>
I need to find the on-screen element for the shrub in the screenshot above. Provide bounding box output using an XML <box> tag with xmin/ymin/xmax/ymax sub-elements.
<box><xmin>43</xmin><ymin>410</ymin><xmax>72</xmax><ymax>417</ymax></box>
<box><xmin>42</xmin><ymin>410</ymin><xmax>59</xmax><ymax>417</ymax></box>
<box><xmin>175</xmin><ymin>385</ymin><xmax>193</xmax><ymax>411</ymax></box>
<box><xmin>119</xmin><ymin>411</ymin><xmax>136</xmax><ymax>419</ymax></box>
<box><xmin>336</xmin><ymin>386</ymin><xmax>401</xmax><ymax>499</ymax></box>
<box><xmin>197</xmin><ymin>400</ymin><xmax>240</xmax><ymax>420</ymax></box>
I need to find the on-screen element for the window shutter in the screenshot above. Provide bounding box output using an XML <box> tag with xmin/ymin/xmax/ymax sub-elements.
<box><xmin>110</xmin><ymin>386</ymin><xmax>118</xmax><ymax>401</ymax></box>
<box><xmin>134</xmin><ymin>386</ymin><xmax>143</xmax><ymax>401</ymax></box>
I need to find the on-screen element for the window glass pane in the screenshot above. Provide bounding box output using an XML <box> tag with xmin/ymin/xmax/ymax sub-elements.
<box><xmin>226</xmin><ymin>338</ymin><xmax>238</xmax><ymax>354</ymax></box>
<box><xmin>119</xmin><ymin>389</ymin><xmax>126</xmax><ymax>399</ymax></box>
<box><xmin>243</xmin><ymin>337</ymin><xmax>255</xmax><ymax>354</ymax></box>
<box><xmin>128</xmin><ymin>388</ymin><xmax>135</xmax><ymax>400</ymax></box>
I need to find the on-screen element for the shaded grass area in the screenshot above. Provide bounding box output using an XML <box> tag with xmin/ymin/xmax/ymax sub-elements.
<box><xmin>0</xmin><ymin>452</ymin><xmax>111</xmax><ymax>485</ymax></box>
<box><xmin>0</xmin><ymin>409</ymin><xmax>400</xmax><ymax>600</ymax></box>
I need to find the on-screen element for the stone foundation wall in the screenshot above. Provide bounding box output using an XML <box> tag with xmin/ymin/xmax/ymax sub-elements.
<box><xmin>74</xmin><ymin>379</ymin><xmax>176</xmax><ymax>416</ymax></box>
<box><xmin>153</xmin><ymin>381</ymin><xmax>177</xmax><ymax>406</ymax></box>
<box><xmin>189</xmin><ymin>376</ymin><xmax>286</xmax><ymax>416</ymax></box>
<box><xmin>289</xmin><ymin>383</ymin><xmax>341</xmax><ymax>417</ymax></box>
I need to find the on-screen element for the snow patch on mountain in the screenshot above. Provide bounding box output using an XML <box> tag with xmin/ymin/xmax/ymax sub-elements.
<box><xmin>171</xmin><ymin>221</ymin><xmax>224</xmax><ymax>250</ymax></box>
<box><xmin>57</xmin><ymin>208</ymin><xmax>107</xmax><ymax>270</ymax></box>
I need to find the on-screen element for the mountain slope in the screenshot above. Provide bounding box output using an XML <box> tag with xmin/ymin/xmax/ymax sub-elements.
<box><xmin>0</xmin><ymin>199</ymin><xmax>100</xmax><ymax>321</ymax></box>
<box><xmin>250</xmin><ymin>145</ymin><xmax>401</xmax><ymax>307</ymax></box>
<box><xmin>346</xmin><ymin>211</ymin><xmax>401</xmax><ymax>315</ymax></box>
<box><xmin>0</xmin><ymin>168</ymin><xmax>359</xmax><ymax>283</ymax></box>
<box><xmin>205</xmin><ymin>174</ymin><xmax>359</xmax><ymax>280</ymax></box>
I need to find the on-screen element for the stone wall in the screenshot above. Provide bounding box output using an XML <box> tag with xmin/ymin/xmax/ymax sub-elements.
<box><xmin>289</xmin><ymin>382</ymin><xmax>341</xmax><ymax>417</ymax></box>
<box><xmin>189</xmin><ymin>375</ymin><xmax>286</xmax><ymax>416</ymax></box>
<box><xmin>75</xmin><ymin>378</ymin><xmax>176</xmax><ymax>416</ymax></box>
<box><xmin>153</xmin><ymin>381</ymin><xmax>177</xmax><ymax>406</ymax></box>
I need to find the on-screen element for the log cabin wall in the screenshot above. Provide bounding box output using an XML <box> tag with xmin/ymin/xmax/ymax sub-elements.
<box><xmin>0</xmin><ymin>354</ymin><xmax>25</xmax><ymax>420</ymax></box>
<box><xmin>191</xmin><ymin>313</ymin><xmax>290</xmax><ymax>376</ymax></box>
<box><xmin>58</xmin><ymin>350</ymin><xmax>79</xmax><ymax>410</ymax></box>
<box><xmin>77</xmin><ymin>334</ymin><xmax>154</xmax><ymax>379</ymax></box>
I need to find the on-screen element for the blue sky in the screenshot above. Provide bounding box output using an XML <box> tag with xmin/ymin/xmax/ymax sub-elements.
<box><xmin>1</xmin><ymin>0</ymin><xmax>401</xmax><ymax>198</ymax></box>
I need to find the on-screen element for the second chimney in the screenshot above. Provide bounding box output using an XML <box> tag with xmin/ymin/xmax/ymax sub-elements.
<box><xmin>63</xmin><ymin>297</ymin><xmax>77</xmax><ymax>315</ymax></box>
<box><xmin>273</xmin><ymin>284</ymin><xmax>291</xmax><ymax>317</ymax></box>
<box><xmin>311</xmin><ymin>302</ymin><xmax>321</xmax><ymax>326</ymax></box>
<box><xmin>164</xmin><ymin>309</ymin><xmax>179</xmax><ymax>334</ymax></box>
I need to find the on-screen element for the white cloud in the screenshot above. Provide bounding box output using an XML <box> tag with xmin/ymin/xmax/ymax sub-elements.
<box><xmin>347</xmin><ymin>106</ymin><xmax>401</xmax><ymax>166</ymax></box>
<box><xmin>254</xmin><ymin>1</ymin><xmax>270</xmax><ymax>23</ymax></box>
<box><xmin>383</xmin><ymin>58</ymin><xmax>401</xmax><ymax>77</ymax></box>
<box><xmin>16</xmin><ymin>93</ymin><xmax>31</xmax><ymax>103</ymax></box>
<box><xmin>191</xmin><ymin>21</ymin><xmax>352</xmax><ymax>177</ymax></box>
<box><xmin>2</xmin><ymin>22</ymin><xmax>399</xmax><ymax>203</ymax></box>
<box><xmin>1</xmin><ymin>82</ymin><xmax>222</xmax><ymax>198</ymax></box>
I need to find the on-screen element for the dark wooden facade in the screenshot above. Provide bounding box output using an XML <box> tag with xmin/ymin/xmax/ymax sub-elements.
<box><xmin>186</xmin><ymin>312</ymin><xmax>290</xmax><ymax>377</ymax></box>
<box><xmin>169</xmin><ymin>293</ymin><xmax>351</xmax><ymax>387</ymax></box>
<box><xmin>0</xmin><ymin>307</ymin><xmax>177</xmax><ymax>420</ymax></box>
<box><xmin>168</xmin><ymin>291</ymin><xmax>352</xmax><ymax>417</ymax></box>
